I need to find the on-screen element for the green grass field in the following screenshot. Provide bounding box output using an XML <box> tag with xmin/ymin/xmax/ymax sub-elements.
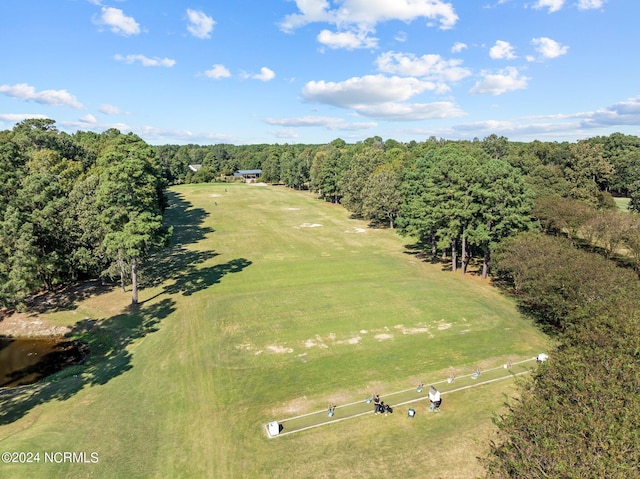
<box><xmin>614</xmin><ymin>197</ymin><xmax>630</xmax><ymax>211</ymax></box>
<box><xmin>0</xmin><ymin>183</ymin><xmax>550</xmax><ymax>478</ymax></box>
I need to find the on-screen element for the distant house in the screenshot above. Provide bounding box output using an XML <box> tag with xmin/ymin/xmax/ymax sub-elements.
<box><xmin>233</xmin><ymin>169</ymin><xmax>262</xmax><ymax>180</ymax></box>
<box><xmin>188</xmin><ymin>164</ymin><xmax>202</xmax><ymax>172</ymax></box>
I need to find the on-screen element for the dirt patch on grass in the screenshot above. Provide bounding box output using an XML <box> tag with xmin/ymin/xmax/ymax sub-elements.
<box><xmin>394</xmin><ymin>324</ymin><xmax>432</xmax><ymax>335</ymax></box>
<box><xmin>336</xmin><ymin>336</ymin><xmax>362</xmax><ymax>345</ymax></box>
<box><xmin>270</xmin><ymin>396</ymin><xmax>312</xmax><ymax>417</ymax></box>
<box><xmin>0</xmin><ymin>281</ymin><xmax>114</xmax><ymax>337</ymax></box>
<box><xmin>374</xmin><ymin>333</ymin><xmax>393</xmax><ymax>341</ymax></box>
<box><xmin>0</xmin><ymin>312</ymin><xmax>71</xmax><ymax>337</ymax></box>
<box><xmin>267</xmin><ymin>344</ymin><xmax>294</xmax><ymax>354</ymax></box>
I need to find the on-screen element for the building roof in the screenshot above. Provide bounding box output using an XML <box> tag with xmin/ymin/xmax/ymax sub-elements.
<box><xmin>233</xmin><ymin>169</ymin><xmax>262</xmax><ymax>177</ymax></box>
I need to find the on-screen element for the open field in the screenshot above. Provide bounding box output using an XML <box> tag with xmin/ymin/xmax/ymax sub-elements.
<box><xmin>0</xmin><ymin>183</ymin><xmax>550</xmax><ymax>478</ymax></box>
<box><xmin>614</xmin><ymin>197</ymin><xmax>630</xmax><ymax>211</ymax></box>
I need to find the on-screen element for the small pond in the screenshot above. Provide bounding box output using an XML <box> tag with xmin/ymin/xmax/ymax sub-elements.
<box><xmin>0</xmin><ymin>337</ymin><xmax>88</xmax><ymax>388</ymax></box>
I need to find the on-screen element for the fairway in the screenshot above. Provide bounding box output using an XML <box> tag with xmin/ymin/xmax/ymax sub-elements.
<box><xmin>268</xmin><ymin>357</ymin><xmax>537</xmax><ymax>438</ymax></box>
<box><xmin>0</xmin><ymin>183</ymin><xmax>550</xmax><ymax>478</ymax></box>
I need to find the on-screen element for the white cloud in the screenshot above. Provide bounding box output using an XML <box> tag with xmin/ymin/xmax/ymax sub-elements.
<box><xmin>0</xmin><ymin>83</ymin><xmax>83</xmax><ymax>109</ymax></box>
<box><xmin>353</xmin><ymin>101</ymin><xmax>466</xmax><ymax>120</ymax></box>
<box><xmin>99</xmin><ymin>104</ymin><xmax>127</xmax><ymax>115</ymax></box>
<box><xmin>0</xmin><ymin>113</ymin><xmax>49</xmax><ymax>122</ymax></box>
<box><xmin>531</xmin><ymin>37</ymin><xmax>569</xmax><ymax>59</ymax></box>
<box><xmin>242</xmin><ymin>67</ymin><xmax>276</xmax><ymax>81</ymax></box>
<box><xmin>469</xmin><ymin>67</ymin><xmax>529</xmax><ymax>95</ymax></box>
<box><xmin>114</xmin><ymin>54</ymin><xmax>176</xmax><ymax>67</ymax></box>
<box><xmin>533</xmin><ymin>0</ymin><xmax>565</xmax><ymax>12</ymax></box>
<box><xmin>394</xmin><ymin>31</ymin><xmax>408</xmax><ymax>43</ymax></box>
<box><xmin>489</xmin><ymin>40</ymin><xmax>517</xmax><ymax>60</ymax></box>
<box><xmin>452</xmin><ymin>119</ymin><xmax>579</xmax><ymax>139</ymax></box>
<box><xmin>375</xmin><ymin>51</ymin><xmax>471</xmax><ymax>83</ymax></box>
<box><xmin>302</xmin><ymin>75</ymin><xmax>441</xmax><ymax>107</ymax></box>
<box><xmin>79</xmin><ymin>114</ymin><xmax>97</xmax><ymax>124</ymax></box>
<box><xmin>95</xmin><ymin>7</ymin><xmax>141</xmax><ymax>36</ymax></box>
<box><xmin>576</xmin><ymin>0</ymin><xmax>605</xmax><ymax>9</ymax></box>
<box><xmin>271</xmin><ymin>129</ymin><xmax>300</xmax><ymax>139</ymax></box>
<box><xmin>186</xmin><ymin>9</ymin><xmax>215</xmax><ymax>39</ymax></box>
<box><xmin>280</xmin><ymin>0</ymin><xmax>459</xmax><ymax>33</ymax></box>
<box><xmin>430</xmin><ymin>95</ymin><xmax>640</xmax><ymax>141</ymax></box>
<box><xmin>264</xmin><ymin>116</ymin><xmax>347</xmax><ymax>127</ymax></box>
<box><xmin>451</xmin><ymin>42</ymin><xmax>468</xmax><ymax>53</ymax></box>
<box><xmin>580</xmin><ymin>96</ymin><xmax>640</xmax><ymax>127</ymax></box>
<box><xmin>263</xmin><ymin>115</ymin><xmax>378</xmax><ymax>130</ymax></box>
<box><xmin>204</xmin><ymin>64</ymin><xmax>231</xmax><ymax>79</ymax></box>
<box><xmin>317</xmin><ymin>29</ymin><xmax>378</xmax><ymax>50</ymax></box>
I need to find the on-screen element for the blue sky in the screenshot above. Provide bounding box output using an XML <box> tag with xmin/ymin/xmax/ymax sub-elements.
<box><xmin>1</xmin><ymin>0</ymin><xmax>638</xmax><ymax>145</ymax></box>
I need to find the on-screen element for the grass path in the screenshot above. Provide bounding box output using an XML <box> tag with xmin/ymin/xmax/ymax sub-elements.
<box><xmin>0</xmin><ymin>183</ymin><xmax>550</xmax><ymax>478</ymax></box>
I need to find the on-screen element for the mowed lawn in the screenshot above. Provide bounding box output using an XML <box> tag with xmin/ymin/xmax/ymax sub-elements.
<box><xmin>0</xmin><ymin>183</ymin><xmax>549</xmax><ymax>478</ymax></box>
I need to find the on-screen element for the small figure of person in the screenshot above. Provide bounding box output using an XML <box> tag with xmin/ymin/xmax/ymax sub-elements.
<box><xmin>328</xmin><ymin>404</ymin><xmax>336</xmax><ymax>417</ymax></box>
<box><xmin>428</xmin><ymin>386</ymin><xmax>442</xmax><ymax>412</ymax></box>
<box><xmin>373</xmin><ymin>394</ymin><xmax>381</xmax><ymax>414</ymax></box>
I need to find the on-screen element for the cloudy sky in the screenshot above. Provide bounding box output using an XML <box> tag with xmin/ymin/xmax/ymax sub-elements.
<box><xmin>1</xmin><ymin>0</ymin><xmax>638</xmax><ymax>145</ymax></box>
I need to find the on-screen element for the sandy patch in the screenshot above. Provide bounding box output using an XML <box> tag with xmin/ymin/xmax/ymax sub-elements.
<box><xmin>437</xmin><ymin>322</ymin><xmax>452</xmax><ymax>330</ymax></box>
<box><xmin>249</xmin><ymin>182</ymin><xmax>268</xmax><ymax>186</ymax></box>
<box><xmin>267</xmin><ymin>345</ymin><xmax>293</xmax><ymax>354</ymax></box>
<box><xmin>303</xmin><ymin>337</ymin><xmax>328</xmax><ymax>349</ymax></box>
<box><xmin>374</xmin><ymin>333</ymin><xmax>393</xmax><ymax>341</ymax></box>
<box><xmin>298</xmin><ymin>223</ymin><xmax>323</xmax><ymax>228</ymax></box>
<box><xmin>360</xmin><ymin>329</ymin><xmax>368</xmax><ymax>334</ymax></box>
<box><xmin>394</xmin><ymin>324</ymin><xmax>432</xmax><ymax>335</ymax></box>
<box><xmin>403</xmin><ymin>327</ymin><xmax>431</xmax><ymax>335</ymax></box>
<box><xmin>235</xmin><ymin>343</ymin><xmax>253</xmax><ymax>351</ymax></box>
<box><xmin>0</xmin><ymin>313</ymin><xmax>71</xmax><ymax>337</ymax></box>
<box><xmin>210</xmin><ymin>194</ymin><xmax>222</xmax><ymax>197</ymax></box>
<box><xmin>286</xmin><ymin>207</ymin><xmax>300</xmax><ymax>211</ymax></box>
<box><xmin>271</xmin><ymin>396</ymin><xmax>310</xmax><ymax>416</ymax></box>
<box><xmin>336</xmin><ymin>336</ymin><xmax>362</xmax><ymax>345</ymax></box>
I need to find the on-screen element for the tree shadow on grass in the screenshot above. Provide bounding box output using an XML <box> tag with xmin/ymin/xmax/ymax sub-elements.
<box><xmin>140</xmin><ymin>191</ymin><xmax>217</xmax><ymax>289</ymax></box>
<box><xmin>0</xmin><ymin>298</ymin><xmax>175</xmax><ymax>425</ymax></box>
<box><xmin>140</xmin><ymin>190</ymin><xmax>252</xmax><ymax>300</ymax></box>
<box><xmin>0</xmin><ymin>190</ymin><xmax>252</xmax><ymax>425</ymax></box>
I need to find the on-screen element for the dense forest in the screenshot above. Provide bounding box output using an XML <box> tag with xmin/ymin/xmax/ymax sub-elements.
<box><xmin>2</xmin><ymin>118</ymin><xmax>640</xmax><ymax>476</ymax></box>
<box><xmin>0</xmin><ymin>119</ymin><xmax>171</xmax><ymax>308</ymax></box>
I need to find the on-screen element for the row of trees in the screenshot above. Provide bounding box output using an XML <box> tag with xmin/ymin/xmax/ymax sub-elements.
<box><xmin>4</xmin><ymin>121</ymin><xmax>638</xmax><ymax>306</ymax></box>
<box><xmin>0</xmin><ymin>119</ymin><xmax>171</xmax><ymax>308</ymax></box>
<box><xmin>154</xmin><ymin>132</ymin><xmax>639</xmax><ymax>280</ymax></box>
<box><xmin>485</xmin><ymin>231</ymin><xmax>640</xmax><ymax>476</ymax></box>
<box><xmin>398</xmin><ymin>144</ymin><xmax>532</xmax><ymax>278</ymax></box>
<box><xmin>534</xmin><ymin>196</ymin><xmax>640</xmax><ymax>275</ymax></box>
<box><xmin>155</xmin><ymin>133</ymin><xmax>640</xmax><ymax>213</ymax></box>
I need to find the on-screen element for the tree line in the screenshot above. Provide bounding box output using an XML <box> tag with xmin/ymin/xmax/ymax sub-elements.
<box><xmin>0</xmin><ymin>119</ymin><xmax>171</xmax><ymax>308</ymax></box>
<box><xmin>155</xmin><ymin>131</ymin><xmax>640</xmax><ymax>477</ymax></box>
<box><xmin>3</xmin><ymin>119</ymin><xmax>640</xmax><ymax>475</ymax></box>
<box><xmin>484</xmin><ymin>230</ymin><xmax>640</xmax><ymax>477</ymax></box>
<box><xmin>157</xmin><ymin>132</ymin><xmax>640</xmax><ymax>279</ymax></box>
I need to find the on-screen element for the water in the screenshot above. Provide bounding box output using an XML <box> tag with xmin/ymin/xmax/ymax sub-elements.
<box><xmin>0</xmin><ymin>337</ymin><xmax>87</xmax><ymax>388</ymax></box>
